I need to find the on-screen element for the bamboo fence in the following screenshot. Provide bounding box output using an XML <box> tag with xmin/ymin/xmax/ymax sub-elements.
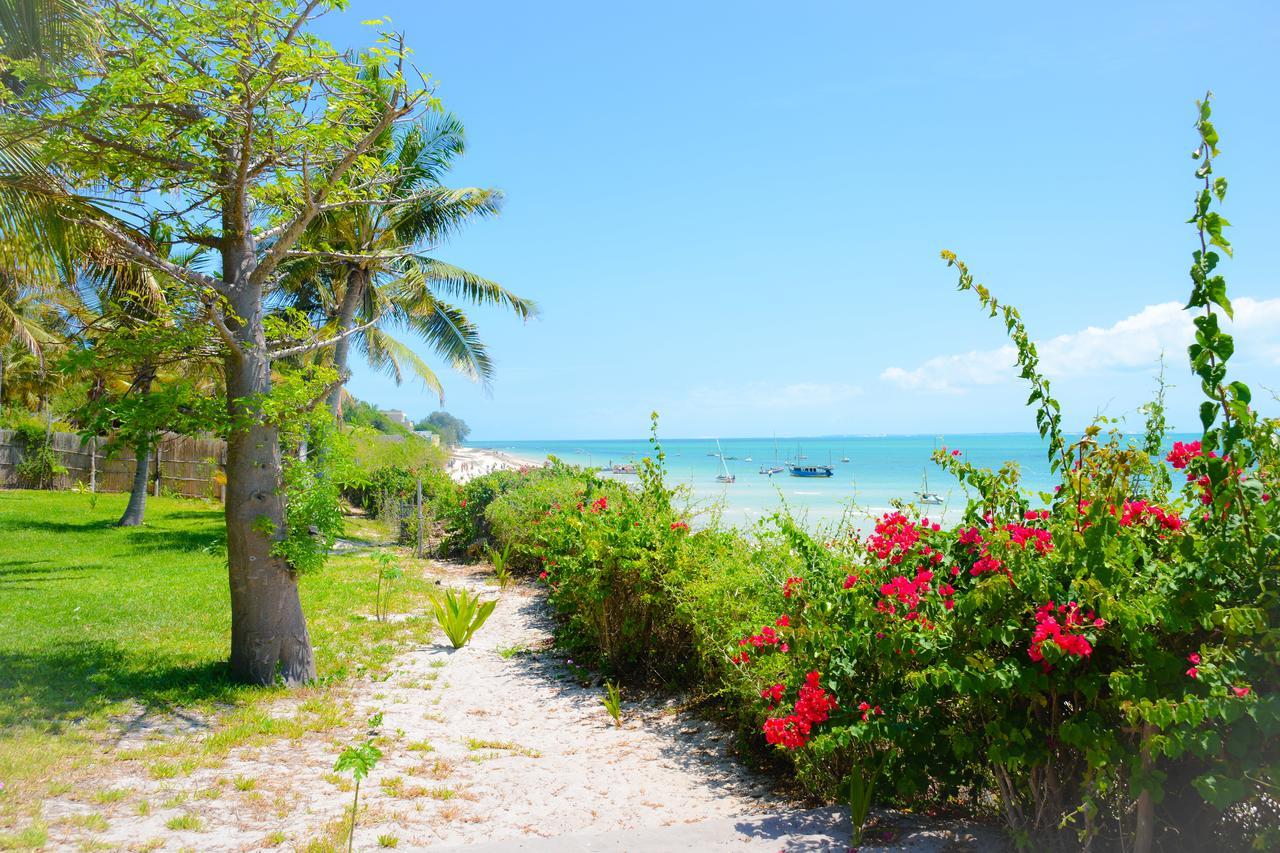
<box><xmin>0</xmin><ymin>429</ymin><xmax>227</xmax><ymax>499</ymax></box>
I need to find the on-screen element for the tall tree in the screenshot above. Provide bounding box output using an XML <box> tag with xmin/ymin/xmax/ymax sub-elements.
<box><xmin>5</xmin><ymin>0</ymin><xmax>439</xmax><ymax>684</ymax></box>
<box><xmin>276</xmin><ymin>110</ymin><xmax>534</xmax><ymax>416</ymax></box>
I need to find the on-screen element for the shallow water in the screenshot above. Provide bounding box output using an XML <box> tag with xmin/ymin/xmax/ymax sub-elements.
<box><xmin>472</xmin><ymin>433</ymin><xmax>1191</xmax><ymax>529</ymax></box>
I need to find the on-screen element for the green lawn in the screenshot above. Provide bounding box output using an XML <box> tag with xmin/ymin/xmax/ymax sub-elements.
<box><xmin>0</xmin><ymin>489</ymin><xmax>436</xmax><ymax>845</ymax></box>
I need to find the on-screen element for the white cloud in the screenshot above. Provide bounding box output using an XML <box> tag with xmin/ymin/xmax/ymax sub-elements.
<box><xmin>881</xmin><ymin>297</ymin><xmax>1280</xmax><ymax>393</ymax></box>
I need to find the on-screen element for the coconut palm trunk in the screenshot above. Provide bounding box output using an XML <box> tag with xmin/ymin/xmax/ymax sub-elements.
<box><xmin>327</xmin><ymin>267</ymin><xmax>367</xmax><ymax>418</ymax></box>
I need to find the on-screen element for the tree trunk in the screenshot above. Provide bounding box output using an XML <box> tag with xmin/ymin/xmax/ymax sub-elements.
<box><xmin>116</xmin><ymin>366</ymin><xmax>156</xmax><ymax>526</ymax></box>
<box><xmin>116</xmin><ymin>439</ymin><xmax>150</xmax><ymax>527</ymax></box>
<box><xmin>327</xmin><ymin>266</ymin><xmax>367</xmax><ymax>418</ymax></box>
<box><xmin>223</xmin><ymin>239</ymin><xmax>316</xmax><ymax>686</ymax></box>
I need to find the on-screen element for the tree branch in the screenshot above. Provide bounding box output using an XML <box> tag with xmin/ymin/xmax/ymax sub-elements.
<box><xmin>269</xmin><ymin>317</ymin><xmax>380</xmax><ymax>360</ymax></box>
<box><xmin>250</xmin><ymin>93</ymin><xmax>420</xmax><ymax>285</ymax></box>
<box><xmin>79</xmin><ymin>216</ymin><xmax>224</xmax><ymax>294</ymax></box>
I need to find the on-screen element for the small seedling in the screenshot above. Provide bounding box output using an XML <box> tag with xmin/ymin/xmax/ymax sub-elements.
<box><xmin>486</xmin><ymin>544</ymin><xmax>513</xmax><ymax>588</ymax></box>
<box><xmin>377</xmin><ymin>835</ymin><xmax>399</xmax><ymax>848</ymax></box>
<box><xmin>430</xmin><ymin>588</ymin><xmax>497</xmax><ymax>648</ymax></box>
<box><xmin>334</xmin><ymin>739</ymin><xmax>382</xmax><ymax>853</ymax></box>
<box><xmin>601</xmin><ymin>681</ymin><xmax>623</xmax><ymax>726</ymax></box>
<box><xmin>372</xmin><ymin>552</ymin><xmax>403</xmax><ymax>622</ymax></box>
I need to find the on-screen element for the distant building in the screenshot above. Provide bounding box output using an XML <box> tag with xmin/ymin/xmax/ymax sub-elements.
<box><xmin>380</xmin><ymin>409</ymin><xmax>414</xmax><ymax>429</ymax></box>
<box><xmin>415</xmin><ymin>431</ymin><xmax>441</xmax><ymax>446</ymax></box>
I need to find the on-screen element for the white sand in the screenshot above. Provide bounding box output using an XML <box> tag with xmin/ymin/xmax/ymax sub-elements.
<box><xmin>40</xmin><ymin>561</ymin><xmax>783</xmax><ymax>851</ymax></box>
<box><xmin>446</xmin><ymin>446</ymin><xmax>539</xmax><ymax>483</ymax></box>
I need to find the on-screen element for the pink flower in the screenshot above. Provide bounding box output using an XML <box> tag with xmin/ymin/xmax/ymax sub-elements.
<box><xmin>843</xmin><ymin>574</ymin><xmax>858</xmax><ymax>589</ymax></box>
<box><xmin>1187</xmin><ymin>652</ymin><xmax>1201</xmax><ymax>665</ymax></box>
<box><xmin>1186</xmin><ymin>667</ymin><xmax>1198</xmax><ymax>679</ymax></box>
<box><xmin>775</xmin><ymin>615</ymin><xmax>791</xmax><ymax>628</ymax></box>
<box><xmin>1232</xmin><ymin>686</ymin><xmax>1251</xmax><ymax>698</ymax></box>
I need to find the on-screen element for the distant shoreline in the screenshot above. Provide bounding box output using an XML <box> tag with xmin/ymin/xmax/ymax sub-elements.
<box><xmin>446</xmin><ymin>445</ymin><xmax>540</xmax><ymax>484</ymax></box>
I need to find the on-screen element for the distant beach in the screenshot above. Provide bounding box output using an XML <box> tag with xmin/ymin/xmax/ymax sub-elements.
<box><xmin>446</xmin><ymin>445</ymin><xmax>533</xmax><ymax>483</ymax></box>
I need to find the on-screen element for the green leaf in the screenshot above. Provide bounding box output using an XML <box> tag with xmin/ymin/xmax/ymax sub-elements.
<box><xmin>1199</xmin><ymin>401</ymin><xmax>1217</xmax><ymax>431</ymax></box>
<box><xmin>1192</xmin><ymin>773</ymin><xmax>1247</xmax><ymax>810</ymax></box>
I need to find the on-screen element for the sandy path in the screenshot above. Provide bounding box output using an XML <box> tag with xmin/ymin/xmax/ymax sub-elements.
<box><xmin>40</xmin><ymin>560</ymin><xmax>783</xmax><ymax>851</ymax></box>
<box><xmin>357</xmin><ymin>561</ymin><xmax>782</xmax><ymax>846</ymax></box>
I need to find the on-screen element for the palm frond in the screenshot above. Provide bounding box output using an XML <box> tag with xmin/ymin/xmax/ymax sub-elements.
<box><xmin>391</xmin><ymin>186</ymin><xmax>503</xmax><ymax>248</ymax></box>
<box><xmin>393</xmin><ymin>255</ymin><xmax>536</xmax><ymax>320</ymax></box>
<box><xmin>399</xmin><ymin>298</ymin><xmax>494</xmax><ymax>386</ymax></box>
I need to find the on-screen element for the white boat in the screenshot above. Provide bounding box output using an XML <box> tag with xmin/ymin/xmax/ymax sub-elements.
<box><xmin>610</xmin><ymin>462</ymin><xmax>637</xmax><ymax>475</ymax></box>
<box><xmin>715</xmin><ymin>439</ymin><xmax>735</xmax><ymax>483</ymax></box>
<box><xmin>840</xmin><ymin>448</ymin><xmax>850</xmax><ymax>463</ymax></box>
<box><xmin>743</xmin><ymin>455</ymin><xmax>753</xmax><ymax>462</ymax></box>
<box><xmin>760</xmin><ymin>435</ymin><xmax>784</xmax><ymax>475</ymax></box>
<box><xmin>915</xmin><ymin>469</ymin><xmax>943</xmax><ymax>505</ymax></box>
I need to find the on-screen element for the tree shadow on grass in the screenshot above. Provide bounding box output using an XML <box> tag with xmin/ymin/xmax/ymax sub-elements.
<box><xmin>0</xmin><ymin>640</ymin><xmax>244</xmax><ymax>732</ymax></box>
<box><xmin>0</xmin><ymin>558</ymin><xmax>100</xmax><ymax>589</ymax></box>
<box><xmin>0</xmin><ymin>516</ymin><xmax>117</xmax><ymax>535</ymax></box>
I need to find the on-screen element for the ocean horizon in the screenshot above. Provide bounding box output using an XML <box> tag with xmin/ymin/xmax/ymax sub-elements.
<box><xmin>469</xmin><ymin>432</ymin><xmax>1198</xmax><ymax>528</ymax></box>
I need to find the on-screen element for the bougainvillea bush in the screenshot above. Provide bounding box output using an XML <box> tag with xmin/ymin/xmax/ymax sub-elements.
<box><xmin>446</xmin><ymin>97</ymin><xmax>1275</xmax><ymax>851</ymax></box>
<box><xmin>731</xmin><ymin>96</ymin><xmax>1277</xmax><ymax>851</ymax></box>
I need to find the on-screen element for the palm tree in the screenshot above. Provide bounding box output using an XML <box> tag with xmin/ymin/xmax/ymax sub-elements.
<box><xmin>275</xmin><ymin>111</ymin><xmax>535</xmax><ymax>416</ymax></box>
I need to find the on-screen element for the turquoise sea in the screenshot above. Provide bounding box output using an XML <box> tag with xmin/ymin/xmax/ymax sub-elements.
<box><xmin>470</xmin><ymin>434</ymin><xmax>1197</xmax><ymax>529</ymax></box>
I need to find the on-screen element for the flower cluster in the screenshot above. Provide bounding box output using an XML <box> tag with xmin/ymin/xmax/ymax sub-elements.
<box><xmin>1118</xmin><ymin>500</ymin><xmax>1183</xmax><ymax>532</ymax></box>
<box><xmin>738</xmin><ymin>617</ymin><xmax>791</xmax><ymax>654</ymax></box>
<box><xmin>1186</xmin><ymin>652</ymin><xmax>1200</xmax><ymax>679</ymax></box>
<box><xmin>782</xmin><ymin>576</ymin><xmax>804</xmax><ymax>598</ymax></box>
<box><xmin>1004</xmin><ymin>523</ymin><xmax>1053</xmax><ymax>554</ymax></box>
<box><xmin>669</xmin><ymin>521</ymin><xmax>690</xmax><ymax>532</ymax></box>
<box><xmin>855</xmin><ymin>701</ymin><xmax>884</xmax><ymax>722</ymax></box>
<box><xmin>1166</xmin><ymin>441</ymin><xmax>1219</xmax><ymax>504</ymax></box>
<box><xmin>1028</xmin><ymin>601</ymin><xmax>1104</xmax><ymax>672</ymax></box>
<box><xmin>868</xmin><ymin>512</ymin><xmax>921</xmax><ymax>564</ymax></box>
<box><xmin>877</xmin><ymin>568</ymin><xmax>935</xmax><ymax>622</ymax></box>
<box><xmin>762</xmin><ymin>671</ymin><xmax>837</xmax><ymax>749</ymax></box>
<box><xmin>589</xmin><ymin>496</ymin><xmax>608</xmax><ymax>513</ymax></box>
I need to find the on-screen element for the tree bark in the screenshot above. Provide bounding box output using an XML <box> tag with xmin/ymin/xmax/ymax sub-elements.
<box><xmin>223</xmin><ymin>237</ymin><xmax>316</xmax><ymax>686</ymax></box>
<box><xmin>116</xmin><ymin>439</ymin><xmax>151</xmax><ymax>527</ymax></box>
<box><xmin>326</xmin><ymin>266</ymin><xmax>367</xmax><ymax>418</ymax></box>
<box><xmin>117</xmin><ymin>367</ymin><xmax>156</xmax><ymax>527</ymax></box>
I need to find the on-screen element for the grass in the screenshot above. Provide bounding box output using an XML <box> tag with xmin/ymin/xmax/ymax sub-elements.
<box><xmin>0</xmin><ymin>490</ymin><xmax>438</xmax><ymax>840</ymax></box>
<box><xmin>464</xmin><ymin>738</ymin><xmax>541</xmax><ymax>758</ymax></box>
<box><xmin>164</xmin><ymin>813</ymin><xmax>202</xmax><ymax>831</ymax></box>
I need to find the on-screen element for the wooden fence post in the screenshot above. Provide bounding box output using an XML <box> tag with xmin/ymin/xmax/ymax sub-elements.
<box><xmin>89</xmin><ymin>437</ymin><xmax>97</xmax><ymax>492</ymax></box>
<box><xmin>153</xmin><ymin>442</ymin><xmax>162</xmax><ymax>497</ymax></box>
<box><xmin>415</xmin><ymin>476</ymin><xmax>424</xmax><ymax>559</ymax></box>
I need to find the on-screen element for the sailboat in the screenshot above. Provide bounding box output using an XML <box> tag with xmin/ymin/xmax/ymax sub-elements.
<box><xmin>715</xmin><ymin>439</ymin><xmax>735</xmax><ymax>483</ymax></box>
<box><xmin>760</xmin><ymin>435</ymin><xmax>784</xmax><ymax>475</ymax></box>
<box><xmin>915</xmin><ymin>469</ymin><xmax>943</xmax><ymax>504</ymax></box>
<box><xmin>840</xmin><ymin>448</ymin><xmax>850</xmax><ymax>463</ymax></box>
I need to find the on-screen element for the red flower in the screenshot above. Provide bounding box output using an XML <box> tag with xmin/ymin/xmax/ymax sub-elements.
<box><xmin>1028</xmin><ymin>601</ymin><xmax>1100</xmax><ymax>671</ymax></box>
<box><xmin>460</xmin><ymin>499</ymin><xmax>467</xmax><ymax>508</ymax></box>
<box><xmin>1166</xmin><ymin>440</ymin><xmax>1203</xmax><ymax>470</ymax></box>
<box><xmin>1186</xmin><ymin>667</ymin><xmax>1198</xmax><ymax>679</ymax></box>
<box><xmin>590</xmin><ymin>496</ymin><xmax>608</xmax><ymax>513</ymax></box>
<box><xmin>762</xmin><ymin>672</ymin><xmax>836</xmax><ymax>750</ymax></box>
<box><xmin>782</xmin><ymin>576</ymin><xmax>804</xmax><ymax>598</ymax></box>
<box><xmin>1232</xmin><ymin>686</ymin><xmax>1251</xmax><ymax>698</ymax></box>
<box><xmin>1187</xmin><ymin>652</ymin><xmax>1201</xmax><ymax>665</ymax></box>
<box><xmin>775</xmin><ymin>615</ymin><xmax>791</xmax><ymax>628</ymax></box>
<box><xmin>843</xmin><ymin>574</ymin><xmax>858</xmax><ymax>589</ymax></box>
<box><xmin>951</xmin><ymin>449</ymin><xmax>962</xmax><ymax>457</ymax></box>
<box><xmin>538</xmin><ymin>570</ymin><xmax>548</xmax><ymax>580</ymax></box>
<box><xmin>670</xmin><ymin>521</ymin><xmax>690</xmax><ymax>531</ymax></box>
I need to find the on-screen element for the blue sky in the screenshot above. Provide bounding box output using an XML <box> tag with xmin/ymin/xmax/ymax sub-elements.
<box><xmin>317</xmin><ymin>1</ymin><xmax>1280</xmax><ymax>440</ymax></box>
